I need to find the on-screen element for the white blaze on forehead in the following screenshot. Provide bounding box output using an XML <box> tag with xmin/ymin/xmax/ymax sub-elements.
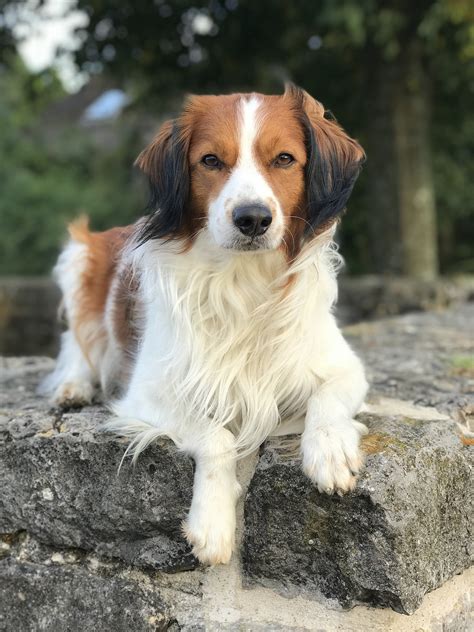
<box><xmin>238</xmin><ymin>95</ymin><xmax>262</xmax><ymax>166</ymax></box>
<box><xmin>226</xmin><ymin>95</ymin><xmax>280</xmax><ymax>211</ymax></box>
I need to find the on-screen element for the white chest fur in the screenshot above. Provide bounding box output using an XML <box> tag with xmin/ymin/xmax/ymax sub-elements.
<box><xmin>123</xmin><ymin>231</ymin><xmax>341</xmax><ymax>455</ymax></box>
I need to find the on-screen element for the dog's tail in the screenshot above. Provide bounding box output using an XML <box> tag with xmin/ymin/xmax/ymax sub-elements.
<box><xmin>103</xmin><ymin>414</ymin><xmax>174</xmax><ymax>472</ymax></box>
<box><xmin>101</xmin><ymin>412</ymin><xmax>178</xmax><ymax>472</ymax></box>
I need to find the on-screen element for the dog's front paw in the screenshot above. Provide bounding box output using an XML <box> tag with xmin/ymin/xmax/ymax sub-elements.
<box><xmin>183</xmin><ymin>501</ymin><xmax>236</xmax><ymax>565</ymax></box>
<box><xmin>301</xmin><ymin>420</ymin><xmax>365</xmax><ymax>495</ymax></box>
<box><xmin>183</xmin><ymin>484</ymin><xmax>240</xmax><ymax>565</ymax></box>
<box><xmin>52</xmin><ymin>381</ymin><xmax>95</xmax><ymax>408</ymax></box>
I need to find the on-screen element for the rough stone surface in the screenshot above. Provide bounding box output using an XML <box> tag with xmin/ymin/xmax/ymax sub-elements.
<box><xmin>0</xmin><ymin>558</ymin><xmax>170</xmax><ymax>632</ymax></box>
<box><xmin>337</xmin><ymin>274</ymin><xmax>474</xmax><ymax>324</ymax></box>
<box><xmin>0</xmin><ymin>277</ymin><xmax>61</xmax><ymax>356</ymax></box>
<box><xmin>1</xmin><ymin>532</ymin><xmax>473</xmax><ymax>631</ymax></box>
<box><xmin>243</xmin><ymin>415</ymin><xmax>473</xmax><ymax>614</ymax></box>
<box><xmin>0</xmin><ymin>358</ymin><xmax>196</xmax><ymax>573</ymax></box>
<box><xmin>346</xmin><ymin>303</ymin><xmax>474</xmax><ymax>417</ymax></box>
<box><xmin>0</xmin><ymin>530</ymin><xmax>202</xmax><ymax>632</ymax></box>
<box><xmin>243</xmin><ymin>305</ymin><xmax>474</xmax><ymax>615</ymax></box>
<box><xmin>0</xmin><ymin>305</ymin><xmax>473</xmax><ymax>628</ymax></box>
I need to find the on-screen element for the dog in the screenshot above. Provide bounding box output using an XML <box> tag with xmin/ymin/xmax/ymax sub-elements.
<box><xmin>41</xmin><ymin>84</ymin><xmax>368</xmax><ymax>565</ymax></box>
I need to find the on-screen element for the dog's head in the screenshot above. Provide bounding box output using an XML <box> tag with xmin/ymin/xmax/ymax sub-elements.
<box><xmin>136</xmin><ymin>85</ymin><xmax>364</xmax><ymax>258</ymax></box>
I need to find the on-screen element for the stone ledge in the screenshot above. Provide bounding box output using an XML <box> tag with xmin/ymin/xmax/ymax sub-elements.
<box><xmin>1</xmin><ymin>531</ymin><xmax>201</xmax><ymax>632</ymax></box>
<box><xmin>345</xmin><ymin>304</ymin><xmax>474</xmax><ymax>417</ymax></box>
<box><xmin>0</xmin><ymin>558</ymin><xmax>171</xmax><ymax>632</ymax></box>
<box><xmin>0</xmin><ymin>305</ymin><xmax>473</xmax><ymax>627</ymax></box>
<box><xmin>1</xmin><ymin>532</ymin><xmax>473</xmax><ymax>631</ymax></box>
<box><xmin>0</xmin><ymin>359</ymin><xmax>195</xmax><ymax>573</ymax></box>
<box><xmin>243</xmin><ymin>414</ymin><xmax>473</xmax><ymax>614</ymax></box>
<box><xmin>337</xmin><ymin>275</ymin><xmax>474</xmax><ymax>324</ymax></box>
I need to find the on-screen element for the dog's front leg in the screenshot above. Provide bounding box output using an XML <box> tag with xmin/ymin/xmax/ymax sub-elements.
<box><xmin>114</xmin><ymin>358</ymin><xmax>240</xmax><ymax>563</ymax></box>
<box><xmin>182</xmin><ymin>427</ymin><xmax>241</xmax><ymax>565</ymax></box>
<box><xmin>301</xmin><ymin>321</ymin><xmax>368</xmax><ymax>494</ymax></box>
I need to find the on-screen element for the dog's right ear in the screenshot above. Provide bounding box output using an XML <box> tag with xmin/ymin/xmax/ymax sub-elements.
<box><xmin>135</xmin><ymin>119</ymin><xmax>191</xmax><ymax>244</ymax></box>
<box><xmin>285</xmin><ymin>83</ymin><xmax>365</xmax><ymax>233</ymax></box>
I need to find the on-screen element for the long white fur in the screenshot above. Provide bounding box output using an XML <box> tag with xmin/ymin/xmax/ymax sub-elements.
<box><xmin>111</xmin><ymin>228</ymin><xmax>343</xmax><ymax>454</ymax></box>
<box><xmin>45</xmin><ymin>95</ymin><xmax>368</xmax><ymax>564</ymax></box>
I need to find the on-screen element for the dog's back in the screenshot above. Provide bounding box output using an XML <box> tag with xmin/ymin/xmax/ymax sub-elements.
<box><xmin>40</xmin><ymin>217</ymin><xmax>134</xmax><ymax>404</ymax></box>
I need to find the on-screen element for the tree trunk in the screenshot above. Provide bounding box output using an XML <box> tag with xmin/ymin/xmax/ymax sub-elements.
<box><xmin>393</xmin><ymin>41</ymin><xmax>438</xmax><ymax>279</ymax></box>
<box><xmin>365</xmin><ymin>41</ymin><xmax>438</xmax><ymax>278</ymax></box>
<box><xmin>366</xmin><ymin>61</ymin><xmax>403</xmax><ymax>274</ymax></box>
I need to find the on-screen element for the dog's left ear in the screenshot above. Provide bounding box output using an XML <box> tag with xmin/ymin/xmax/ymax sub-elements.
<box><xmin>135</xmin><ymin>119</ymin><xmax>191</xmax><ymax>244</ymax></box>
<box><xmin>285</xmin><ymin>84</ymin><xmax>365</xmax><ymax>232</ymax></box>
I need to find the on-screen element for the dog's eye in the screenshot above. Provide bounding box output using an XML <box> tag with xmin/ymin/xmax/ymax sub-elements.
<box><xmin>201</xmin><ymin>154</ymin><xmax>222</xmax><ymax>169</ymax></box>
<box><xmin>274</xmin><ymin>153</ymin><xmax>295</xmax><ymax>167</ymax></box>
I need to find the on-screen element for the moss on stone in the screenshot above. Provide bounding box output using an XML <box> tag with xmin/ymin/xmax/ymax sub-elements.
<box><xmin>449</xmin><ymin>354</ymin><xmax>474</xmax><ymax>376</ymax></box>
<box><xmin>361</xmin><ymin>433</ymin><xmax>408</xmax><ymax>455</ymax></box>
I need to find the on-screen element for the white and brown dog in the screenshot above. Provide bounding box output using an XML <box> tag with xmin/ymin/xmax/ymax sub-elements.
<box><xmin>41</xmin><ymin>85</ymin><xmax>368</xmax><ymax>565</ymax></box>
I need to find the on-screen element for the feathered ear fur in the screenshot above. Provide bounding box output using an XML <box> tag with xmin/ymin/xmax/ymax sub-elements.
<box><xmin>135</xmin><ymin>119</ymin><xmax>191</xmax><ymax>244</ymax></box>
<box><xmin>285</xmin><ymin>83</ymin><xmax>365</xmax><ymax>233</ymax></box>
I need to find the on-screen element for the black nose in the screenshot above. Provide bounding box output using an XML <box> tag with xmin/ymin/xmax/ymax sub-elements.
<box><xmin>232</xmin><ymin>204</ymin><xmax>273</xmax><ymax>237</ymax></box>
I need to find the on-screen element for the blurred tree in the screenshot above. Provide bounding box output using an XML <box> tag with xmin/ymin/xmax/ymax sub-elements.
<box><xmin>0</xmin><ymin>10</ymin><xmax>16</xmax><ymax>64</ymax></box>
<box><xmin>1</xmin><ymin>0</ymin><xmax>473</xmax><ymax>276</ymax></box>
<box><xmin>0</xmin><ymin>53</ymin><xmax>142</xmax><ymax>274</ymax></box>
<box><xmin>320</xmin><ymin>0</ymin><xmax>474</xmax><ymax>278</ymax></box>
<box><xmin>0</xmin><ymin>0</ymin><xmax>47</xmax><ymax>65</ymax></box>
<box><xmin>69</xmin><ymin>0</ymin><xmax>473</xmax><ymax>278</ymax></box>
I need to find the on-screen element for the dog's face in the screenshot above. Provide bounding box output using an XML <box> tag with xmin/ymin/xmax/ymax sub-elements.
<box><xmin>185</xmin><ymin>93</ymin><xmax>308</xmax><ymax>253</ymax></box>
<box><xmin>136</xmin><ymin>85</ymin><xmax>364</xmax><ymax>258</ymax></box>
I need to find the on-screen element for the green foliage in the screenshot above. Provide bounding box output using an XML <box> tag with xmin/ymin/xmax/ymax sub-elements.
<box><xmin>0</xmin><ymin>56</ymin><xmax>142</xmax><ymax>274</ymax></box>
<box><xmin>69</xmin><ymin>0</ymin><xmax>474</xmax><ymax>274</ymax></box>
<box><xmin>0</xmin><ymin>0</ymin><xmax>473</xmax><ymax>275</ymax></box>
<box><xmin>71</xmin><ymin>0</ymin><xmax>474</xmax><ymax>93</ymax></box>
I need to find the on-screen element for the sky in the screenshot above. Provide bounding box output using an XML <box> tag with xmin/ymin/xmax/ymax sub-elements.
<box><xmin>83</xmin><ymin>89</ymin><xmax>129</xmax><ymax>121</ymax></box>
<box><xmin>13</xmin><ymin>0</ymin><xmax>88</xmax><ymax>91</ymax></box>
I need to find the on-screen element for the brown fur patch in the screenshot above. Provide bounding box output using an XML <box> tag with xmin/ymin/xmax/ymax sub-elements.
<box><xmin>68</xmin><ymin>217</ymin><xmax>132</xmax><ymax>318</ymax></box>
<box><xmin>109</xmin><ymin>266</ymin><xmax>139</xmax><ymax>353</ymax></box>
<box><xmin>67</xmin><ymin>217</ymin><xmax>133</xmax><ymax>364</ymax></box>
<box><xmin>184</xmin><ymin>94</ymin><xmax>241</xmax><ymax>233</ymax></box>
<box><xmin>255</xmin><ymin>95</ymin><xmax>308</xmax><ymax>260</ymax></box>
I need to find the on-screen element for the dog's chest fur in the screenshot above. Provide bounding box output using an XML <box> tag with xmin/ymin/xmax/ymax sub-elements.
<box><xmin>133</xmin><ymin>236</ymin><xmax>339</xmax><ymax>452</ymax></box>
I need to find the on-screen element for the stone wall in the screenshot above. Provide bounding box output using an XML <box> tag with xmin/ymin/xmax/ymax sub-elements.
<box><xmin>1</xmin><ymin>275</ymin><xmax>473</xmax><ymax>356</ymax></box>
<box><xmin>1</xmin><ymin>305</ymin><xmax>473</xmax><ymax>630</ymax></box>
<box><xmin>0</xmin><ymin>278</ymin><xmax>61</xmax><ymax>357</ymax></box>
